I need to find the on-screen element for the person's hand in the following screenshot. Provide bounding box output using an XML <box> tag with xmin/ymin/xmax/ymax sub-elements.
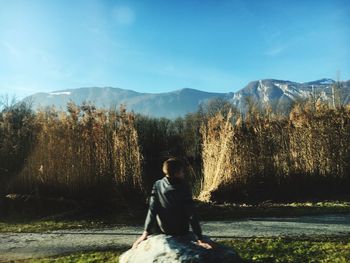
<box><xmin>132</xmin><ymin>231</ymin><xmax>148</xmax><ymax>249</ymax></box>
<box><xmin>197</xmin><ymin>239</ymin><xmax>213</xmax><ymax>249</ymax></box>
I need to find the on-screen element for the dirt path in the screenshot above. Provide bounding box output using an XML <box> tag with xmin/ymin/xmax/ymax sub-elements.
<box><xmin>1</xmin><ymin>214</ymin><xmax>350</xmax><ymax>262</ymax></box>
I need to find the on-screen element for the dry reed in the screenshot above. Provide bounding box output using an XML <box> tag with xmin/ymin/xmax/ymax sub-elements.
<box><xmin>8</xmin><ymin>103</ymin><xmax>143</xmax><ymax>199</ymax></box>
<box><xmin>199</xmin><ymin>101</ymin><xmax>350</xmax><ymax>202</ymax></box>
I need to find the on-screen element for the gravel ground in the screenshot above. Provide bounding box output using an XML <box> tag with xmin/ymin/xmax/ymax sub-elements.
<box><xmin>1</xmin><ymin>214</ymin><xmax>350</xmax><ymax>262</ymax></box>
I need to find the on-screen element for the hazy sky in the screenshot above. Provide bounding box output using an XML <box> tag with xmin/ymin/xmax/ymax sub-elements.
<box><xmin>0</xmin><ymin>0</ymin><xmax>349</xmax><ymax>98</ymax></box>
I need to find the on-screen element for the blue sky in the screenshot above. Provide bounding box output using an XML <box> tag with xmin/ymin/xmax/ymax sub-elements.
<box><xmin>0</xmin><ymin>0</ymin><xmax>349</xmax><ymax>98</ymax></box>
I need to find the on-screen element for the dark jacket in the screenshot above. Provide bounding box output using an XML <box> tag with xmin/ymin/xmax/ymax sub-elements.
<box><xmin>144</xmin><ymin>176</ymin><xmax>203</xmax><ymax>240</ymax></box>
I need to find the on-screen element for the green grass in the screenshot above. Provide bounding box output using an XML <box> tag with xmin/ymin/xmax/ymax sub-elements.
<box><xmin>0</xmin><ymin>220</ymin><xmax>110</xmax><ymax>233</ymax></box>
<box><xmin>1</xmin><ymin>201</ymin><xmax>349</xmax><ymax>233</ymax></box>
<box><xmin>221</xmin><ymin>236</ymin><xmax>350</xmax><ymax>263</ymax></box>
<box><xmin>27</xmin><ymin>250</ymin><xmax>122</xmax><ymax>263</ymax></box>
<box><xmin>24</xmin><ymin>237</ymin><xmax>350</xmax><ymax>263</ymax></box>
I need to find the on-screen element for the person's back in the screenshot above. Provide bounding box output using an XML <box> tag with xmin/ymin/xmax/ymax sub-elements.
<box><xmin>132</xmin><ymin>158</ymin><xmax>212</xmax><ymax>250</ymax></box>
<box><xmin>150</xmin><ymin>176</ymin><xmax>199</xmax><ymax>236</ymax></box>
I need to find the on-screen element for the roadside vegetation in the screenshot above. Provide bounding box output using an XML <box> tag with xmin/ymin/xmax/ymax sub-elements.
<box><xmin>27</xmin><ymin>249</ymin><xmax>123</xmax><ymax>263</ymax></box>
<box><xmin>1</xmin><ymin>200</ymin><xmax>349</xmax><ymax>233</ymax></box>
<box><xmin>26</xmin><ymin>237</ymin><xmax>350</xmax><ymax>262</ymax></box>
<box><xmin>1</xmin><ymin>97</ymin><xmax>349</xmax><ymax>204</ymax></box>
<box><xmin>200</xmin><ymin>101</ymin><xmax>350</xmax><ymax>202</ymax></box>
<box><xmin>0</xmin><ymin>101</ymin><xmax>142</xmax><ymax>201</ymax></box>
<box><xmin>222</xmin><ymin>236</ymin><xmax>350</xmax><ymax>262</ymax></box>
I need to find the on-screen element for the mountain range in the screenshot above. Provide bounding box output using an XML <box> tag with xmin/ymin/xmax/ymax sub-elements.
<box><xmin>25</xmin><ymin>78</ymin><xmax>350</xmax><ymax>118</ymax></box>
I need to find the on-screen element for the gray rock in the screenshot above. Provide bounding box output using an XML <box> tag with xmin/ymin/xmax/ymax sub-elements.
<box><xmin>119</xmin><ymin>233</ymin><xmax>242</xmax><ymax>263</ymax></box>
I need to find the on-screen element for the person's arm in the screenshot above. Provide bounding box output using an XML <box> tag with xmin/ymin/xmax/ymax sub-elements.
<box><xmin>189</xmin><ymin>209</ymin><xmax>213</xmax><ymax>249</ymax></box>
<box><xmin>184</xmin><ymin>185</ymin><xmax>213</xmax><ymax>249</ymax></box>
<box><xmin>144</xmin><ymin>182</ymin><xmax>158</xmax><ymax>233</ymax></box>
<box><xmin>183</xmin><ymin>185</ymin><xmax>202</xmax><ymax>239</ymax></box>
<box><xmin>189</xmin><ymin>209</ymin><xmax>203</xmax><ymax>240</ymax></box>
<box><xmin>132</xmin><ymin>182</ymin><xmax>158</xmax><ymax>248</ymax></box>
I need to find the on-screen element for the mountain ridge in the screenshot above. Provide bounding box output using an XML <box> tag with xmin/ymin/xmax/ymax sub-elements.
<box><xmin>25</xmin><ymin>78</ymin><xmax>350</xmax><ymax>118</ymax></box>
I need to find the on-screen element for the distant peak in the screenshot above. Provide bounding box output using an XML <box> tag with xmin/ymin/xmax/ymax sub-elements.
<box><xmin>249</xmin><ymin>79</ymin><xmax>292</xmax><ymax>86</ymax></box>
<box><xmin>304</xmin><ymin>79</ymin><xmax>335</xmax><ymax>85</ymax></box>
<box><xmin>179</xmin><ymin>87</ymin><xmax>194</xmax><ymax>91</ymax></box>
<box><xmin>174</xmin><ymin>87</ymin><xmax>204</xmax><ymax>94</ymax></box>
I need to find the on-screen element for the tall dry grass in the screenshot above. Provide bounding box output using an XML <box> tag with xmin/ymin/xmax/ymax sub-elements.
<box><xmin>199</xmin><ymin>110</ymin><xmax>235</xmax><ymax>201</ymax></box>
<box><xmin>9</xmin><ymin>103</ymin><xmax>143</xmax><ymax>200</ymax></box>
<box><xmin>199</xmin><ymin>101</ymin><xmax>350</xmax><ymax>202</ymax></box>
<box><xmin>0</xmin><ymin>100</ymin><xmax>37</xmax><ymax>196</ymax></box>
<box><xmin>1</xmin><ymin>98</ymin><xmax>349</xmax><ymax>203</ymax></box>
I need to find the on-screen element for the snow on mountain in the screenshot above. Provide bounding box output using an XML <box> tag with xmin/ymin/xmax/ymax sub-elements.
<box><xmin>24</xmin><ymin>79</ymin><xmax>349</xmax><ymax>117</ymax></box>
<box><xmin>305</xmin><ymin>78</ymin><xmax>335</xmax><ymax>85</ymax></box>
<box><xmin>230</xmin><ymin>79</ymin><xmax>349</xmax><ymax>112</ymax></box>
<box><xmin>49</xmin><ymin>92</ymin><xmax>72</xmax><ymax>96</ymax></box>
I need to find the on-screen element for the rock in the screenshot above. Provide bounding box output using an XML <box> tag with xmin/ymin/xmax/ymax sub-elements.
<box><xmin>119</xmin><ymin>233</ymin><xmax>242</xmax><ymax>263</ymax></box>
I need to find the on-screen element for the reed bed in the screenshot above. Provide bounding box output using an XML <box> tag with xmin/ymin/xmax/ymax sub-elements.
<box><xmin>1</xmin><ymin>99</ymin><xmax>349</xmax><ymax>202</ymax></box>
<box><xmin>199</xmin><ymin>102</ymin><xmax>350</xmax><ymax>202</ymax></box>
<box><xmin>1</xmin><ymin>103</ymin><xmax>142</xmax><ymax>200</ymax></box>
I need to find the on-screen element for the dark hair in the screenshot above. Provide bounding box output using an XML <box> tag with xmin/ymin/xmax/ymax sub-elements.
<box><xmin>162</xmin><ymin>158</ymin><xmax>184</xmax><ymax>177</ymax></box>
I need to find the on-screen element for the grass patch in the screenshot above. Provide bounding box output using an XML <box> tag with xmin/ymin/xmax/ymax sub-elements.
<box><xmin>0</xmin><ymin>197</ymin><xmax>145</xmax><ymax>233</ymax></box>
<box><xmin>221</xmin><ymin>236</ymin><xmax>350</xmax><ymax>262</ymax></box>
<box><xmin>23</xmin><ymin>237</ymin><xmax>350</xmax><ymax>263</ymax></box>
<box><xmin>0</xmin><ymin>220</ymin><xmax>111</xmax><ymax>233</ymax></box>
<box><xmin>27</xmin><ymin>250</ymin><xmax>123</xmax><ymax>263</ymax></box>
<box><xmin>1</xmin><ymin>200</ymin><xmax>349</xmax><ymax>233</ymax></box>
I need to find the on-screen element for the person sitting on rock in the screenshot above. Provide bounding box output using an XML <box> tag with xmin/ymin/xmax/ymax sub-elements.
<box><xmin>132</xmin><ymin>158</ymin><xmax>212</xmax><ymax>249</ymax></box>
